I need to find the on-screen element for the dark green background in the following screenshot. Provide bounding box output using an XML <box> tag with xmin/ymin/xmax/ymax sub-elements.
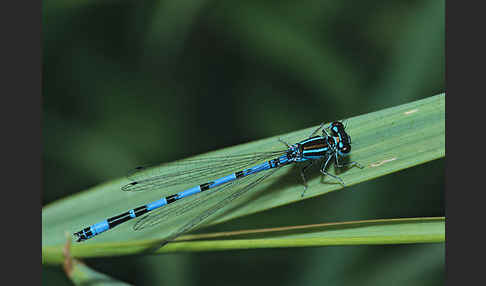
<box><xmin>43</xmin><ymin>0</ymin><xmax>445</xmax><ymax>285</ymax></box>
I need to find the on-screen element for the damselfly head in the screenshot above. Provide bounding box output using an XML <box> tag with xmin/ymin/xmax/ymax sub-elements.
<box><xmin>328</xmin><ymin>121</ymin><xmax>352</xmax><ymax>156</ymax></box>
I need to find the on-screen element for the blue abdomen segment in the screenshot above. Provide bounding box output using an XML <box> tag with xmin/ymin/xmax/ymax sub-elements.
<box><xmin>146</xmin><ymin>198</ymin><xmax>168</xmax><ymax>211</ymax></box>
<box><xmin>177</xmin><ymin>185</ymin><xmax>202</xmax><ymax>199</ymax></box>
<box><xmin>243</xmin><ymin>162</ymin><xmax>271</xmax><ymax>176</ymax></box>
<box><xmin>91</xmin><ymin>220</ymin><xmax>109</xmax><ymax>235</ymax></box>
<box><xmin>209</xmin><ymin>173</ymin><xmax>238</xmax><ymax>188</ymax></box>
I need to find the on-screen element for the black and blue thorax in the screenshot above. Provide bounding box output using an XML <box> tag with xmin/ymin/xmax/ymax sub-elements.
<box><xmin>291</xmin><ymin>135</ymin><xmax>335</xmax><ymax>162</ymax></box>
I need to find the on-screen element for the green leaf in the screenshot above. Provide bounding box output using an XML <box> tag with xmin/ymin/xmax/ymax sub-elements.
<box><xmin>43</xmin><ymin>93</ymin><xmax>445</xmax><ymax>264</ymax></box>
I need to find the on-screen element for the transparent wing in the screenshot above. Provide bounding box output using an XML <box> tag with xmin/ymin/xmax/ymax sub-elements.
<box><xmin>133</xmin><ymin>171</ymin><xmax>251</xmax><ymax>231</ymax></box>
<box><xmin>162</xmin><ymin>167</ymin><xmax>280</xmax><ymax>244</ymax></box>
<box><xmin>122</xmin><ymin>151</ymin><xmax>285</xmax><ymax>192</ymax></box>
<box><xmin>132</xmin><ymin>170</ymin><xmax>259</xmax><ymax>231</ymax></box>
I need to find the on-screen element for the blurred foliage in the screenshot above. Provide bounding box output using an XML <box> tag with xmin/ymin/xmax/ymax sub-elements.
<box><xmin>42</xmin><ymin>0</ymin><xmax>444</xmax><ymax>285</ymax></box>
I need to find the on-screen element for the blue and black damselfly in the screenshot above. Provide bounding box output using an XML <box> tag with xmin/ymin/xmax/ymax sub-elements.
<box><xmin>73</xmin><ymin>121</ymin><xmax>362</xmax><ymax>243</ymax></box>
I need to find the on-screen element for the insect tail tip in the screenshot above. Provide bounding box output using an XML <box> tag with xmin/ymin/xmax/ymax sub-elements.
<box><xmin>72</xmin><ymin>231</ymin><xmax>85</xmax><ymax>243</ymax></box>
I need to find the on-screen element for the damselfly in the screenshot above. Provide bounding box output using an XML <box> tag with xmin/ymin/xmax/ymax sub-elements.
<box><xmin>73</xmin><ymin>121</ymin><xmax>362</xmax><ymax>243</ymax></box>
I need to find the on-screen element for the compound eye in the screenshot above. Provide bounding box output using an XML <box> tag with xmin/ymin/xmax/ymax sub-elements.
<box><xmin>340</xmin><ymin>144</ymin><xmax>351</xmax><ymax>154</ymax></box>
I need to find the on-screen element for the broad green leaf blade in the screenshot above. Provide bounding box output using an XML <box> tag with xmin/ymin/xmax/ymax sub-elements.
<box><xmin>44</xmin><ymin>217</ymin><xmax>444</xmax><ymax>264</ymax></box>
<box><xmin>43</xmin><ymin>93</ymin><xmax>445</xmax><ymax>262</ymax></box>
